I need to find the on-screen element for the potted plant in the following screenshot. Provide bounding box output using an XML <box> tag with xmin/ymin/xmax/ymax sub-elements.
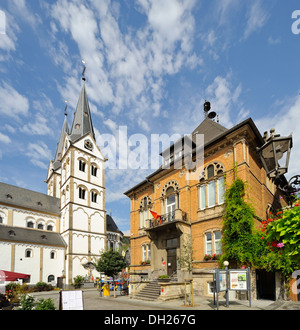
<box><xmin>158</xmin><ymin>275</ymin><xmax>170</xmax><ymax>282</ymax></box>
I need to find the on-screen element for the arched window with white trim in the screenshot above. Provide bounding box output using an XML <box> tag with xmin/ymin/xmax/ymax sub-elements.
<box><xmin>199</xmin><ymin>162</ymin><xmax>225</xmax><ymax>210</ymax></box>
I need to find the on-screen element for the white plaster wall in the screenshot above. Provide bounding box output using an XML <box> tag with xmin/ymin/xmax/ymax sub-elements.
<box><xmin>0</xmin><ymin>207</ymin><xmax>8</xmax><ymax>225</ymax></box>
<box><xmin>42</xmin><ymin>247</ymin><xmax>65</xmax><ymax>283</ymax></box>
<box><xmin>72</xmin><ymin>233</ymin><xmax>89</xmax><ymax>254</ymax></box>
<box><xmin>91</xmin><ymin>235</ymin><xmax>105</xmax><ymax>255</ymax></box>
<box><xmin>73</xmin><ymin>208</ymin><xmax>89</xmax><ymax>232</ymax></box>
<box><xmin>90</xmin><ymin>212</ymin><xmax>105</xmax><ymax>233</ymax></box>
<box><xmin>72</xmin><ymin>256</ymin><xmax>88</xmax><ymax>278</ymax></box>
<box><xmin>14</xmin><ymin>245</ymin><xmax>41</xmax><ymax>284</ymax></box>
<box><xmin>0</xmin><ymin>243</ymin><xmax>11</xmax><ymax>270</ymax></box>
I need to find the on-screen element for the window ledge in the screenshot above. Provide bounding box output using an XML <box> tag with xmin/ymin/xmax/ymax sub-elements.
<box><xmin>197</xmin><ymin>204</ymin><xmax>225</xmax><ymax>221</ymax></box>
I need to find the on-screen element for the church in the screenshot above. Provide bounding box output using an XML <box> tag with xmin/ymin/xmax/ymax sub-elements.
<box><xmin>0</xmin><ymin>75</ymin><xmax>122</xmax><ymax>288</ymax></box>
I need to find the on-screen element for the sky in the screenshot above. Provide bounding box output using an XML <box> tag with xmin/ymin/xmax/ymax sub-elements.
<box><xmin>0</xmin><ymin>0</ymin><xmax>300</xmax><ymax>235</ymax></box>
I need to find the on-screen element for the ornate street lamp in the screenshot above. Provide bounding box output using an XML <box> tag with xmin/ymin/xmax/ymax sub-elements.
<box><xmin>257</xmin><ymin>128</ymin><xmax>293</xmax><ymax>179</ymax></box>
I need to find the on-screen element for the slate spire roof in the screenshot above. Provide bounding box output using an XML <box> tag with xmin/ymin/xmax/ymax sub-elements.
<box><xmin>69</xmin><ymin>80</ymin><xmax>96</xmax><ymax>142</ymax></box>
<box><xmin>53</xmin><ymin>113</ymin><xmax>69</xmax><ymax>170</ymax></box>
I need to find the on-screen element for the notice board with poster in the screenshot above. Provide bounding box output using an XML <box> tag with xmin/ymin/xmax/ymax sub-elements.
<box><xmin>213</xmin><ymin>268</ymin><xmax>251</xmax><ymax>310</ymax></box>
<box><xmin>229</xmin><ymin>270</ymin><xmax>248</xmax><ymax>291</ymax></box>
<box><xmin>59</xmin><ymin>290</ymin><xmax>84</xmax><ymax>310</ymax></box>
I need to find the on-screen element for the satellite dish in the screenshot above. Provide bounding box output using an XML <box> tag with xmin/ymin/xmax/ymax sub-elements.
<box><xmin>208</xmin><ymin>111</ymin><xmax>217</xmax><ymax>120</ymax></box>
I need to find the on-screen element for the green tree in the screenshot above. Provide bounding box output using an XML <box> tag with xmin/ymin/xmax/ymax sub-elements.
<box><xmin>94</xmin><ymin>249</ymin><xmax>126</xmax><ymax>297</ymax></box>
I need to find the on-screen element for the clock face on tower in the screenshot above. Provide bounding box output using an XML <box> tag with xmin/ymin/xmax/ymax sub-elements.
<box><xmin>84</xmin><ymin>139</ymin><xmax>93</xmax><ymax>151</ymax></box>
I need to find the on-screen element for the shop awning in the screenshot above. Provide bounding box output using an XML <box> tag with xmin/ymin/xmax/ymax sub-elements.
<box><xmin>0</xmin><ymin>270</ymin><xmax>30</xmax><ymax>282</ymax></box>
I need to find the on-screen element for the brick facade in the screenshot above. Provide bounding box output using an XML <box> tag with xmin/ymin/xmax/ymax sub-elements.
<box><xmin>125</xmin><ymin>117</ymin><xmax>284</xmax><ymax>297</ymax></box>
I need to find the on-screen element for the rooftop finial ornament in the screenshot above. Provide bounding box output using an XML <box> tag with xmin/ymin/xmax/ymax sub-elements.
<box><xmin>64</xmin><ymin>100</ymin><xmax>68</xmax><ymax>116</ymax></box>
<box><xmin>82</xmin><ymin>60</ymin><xmax>86</xmax><ymax>81</ymax></box>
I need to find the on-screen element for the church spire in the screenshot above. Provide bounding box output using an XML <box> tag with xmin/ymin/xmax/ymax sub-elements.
<box><xmin>69</xmin><ymin>62</ymin><xmax>96</xmax><ymax>142</ymax></box>
<box><xmin>53</xmin><ymin>104</ymin><xmax>69</xmax><ymax>170</ymax></box>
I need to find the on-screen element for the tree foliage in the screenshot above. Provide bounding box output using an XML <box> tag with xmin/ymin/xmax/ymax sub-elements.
<box><xmin>94</xmin><ymin>249</ymin><xmax>126</xmax><ymax>278</ymax></box>
<box><xmin>220</xmin><ymin>176</ymin><xmax>300</xmax><ymax>277</ymax></box>
<box><xmin>219</xmin><ymin>178</ymin><xmax>256</xmax><ymax>267</ymax></box>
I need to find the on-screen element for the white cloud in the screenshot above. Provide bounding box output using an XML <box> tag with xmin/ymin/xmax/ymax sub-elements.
<box><xmin>21</xmin><ymin>112</ymin><xmax>53</xmax><ymax>136</ymax></box>
<box><xmin>0</xmin><ymin>81</ymin><xmax>29</xmax><ymax>119</ymax></box>
<box><xmin>50</xmin><ymin>0</ymin><xmax>200</xmax><ymax>129</ymax></box>
<box><xmin>9</xmin><ymin>0</ymin><xmax>41</xmax><ymax>29</ymax></box>
<box><xmin>0</xmin><ymin>11</ymin><xmax>18</xmax><ymax>54</ymax></box>
<box><xmin>268</xmin><ymin>36</ymin><xmax>281</xmax><ymax>45</ymax></box>
<box><xmin>243</xmin><ymin>0</ymin><xmax>269</xmax><ymax>40</ymax></box>
<box><xmin>0</xmin><ymin>132</ymin><xmax>11</xmax><ymax>144</ymax></box>
<box><xmin>26</xmin><ymin>142</ymin><xmax>52</xmax><ymax>169</ymax></box>
<box><xmin>255</xmin><ymin>96</ymin><xmax>300</xmax><ymax>179</ymax></box>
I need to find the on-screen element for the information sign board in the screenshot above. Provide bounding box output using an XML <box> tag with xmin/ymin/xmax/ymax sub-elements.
<box><xmin>229</xmin><ymin>270</ymin><xmax>248</xmax><ymax>291</ymax></box>
<box><xmin>60</xmin><ymin>290</ymin><xmax>84</xmax><ymax>310</ymax></box>
<box><xmin>215</xmin><ymin>269</ymin><xmax>227</xmax><ymax>293</ymax></box>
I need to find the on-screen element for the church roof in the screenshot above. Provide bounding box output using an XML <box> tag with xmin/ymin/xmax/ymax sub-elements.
<box><xmin>0</xmin><ymin>182</ymin><xmax>60</xmax><ymax>215</ymax></box>
<box><xmin>69</xmin><ymin>82</ymin><xmax>96</xmax><ymax>142</ymax></box>
<box><xmin>53</xmin><ymin>114</ymin><xmax>69</xmax><ymax>171</ymax></box>
<box><xmin>106</xmin><ymin>214</ymin><xmax>123</xmax><ymax>235</ymax></box>
<box><xmin>0</xmin><ymin>225</ymin><xmax>66</xmax><ymax>248</ymax></box>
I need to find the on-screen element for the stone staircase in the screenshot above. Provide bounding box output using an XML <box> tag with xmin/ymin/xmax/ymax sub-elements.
<box><xmin>134</xmin><ymin>280</ymin><xmax>161</xmax><ymax>301</ymax></box>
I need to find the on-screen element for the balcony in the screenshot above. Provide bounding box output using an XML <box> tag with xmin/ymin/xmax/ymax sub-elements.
<box><xmin>146</xmin><ymin>210</ymin><xmax>188</xmax><ymax>233</ymax></box>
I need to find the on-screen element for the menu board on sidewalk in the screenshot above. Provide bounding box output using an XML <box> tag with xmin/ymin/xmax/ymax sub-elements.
<box><xmin>60</xmin><ymin>290</ymin><xmax>84</xmax><ymax>310</ymax></box>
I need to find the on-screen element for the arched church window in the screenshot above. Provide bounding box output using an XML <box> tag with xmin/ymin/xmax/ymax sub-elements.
<box><xmin>79</xmin><ymin>160</ymin><xmax>86</xmax><ymax>172</ymax></box>
<box><xmin>37</xmin><ymin>223</ymin><xmax>44</xmax><ymax>230</ymax></box>
<box><xmin>79</xmin><ymin>187</ymin><xmax>86</xmax><ymax>200</ymax></box>
<box><xmin>48</xmin><ymin>275</ymin><xmax>55</xmax><ymax>283</ymax></box>
<box><xmin>91</xmin><ymin>165</ymin><xmax>98</xmax><ymax>177</ymax></box>
<box><xmin>27</xmin><ymin>221</ymin><xmax>34</xmax><ymax>228</ymax></box>
<box><xmin>25</xmin><ymin>249</ymin><xmax>32</xmax><ymax>258</ymax></box>
<box><xmin>47</xmin><ymin>225</ymin><xmax>53</xmax><ymax>231</ymax></box>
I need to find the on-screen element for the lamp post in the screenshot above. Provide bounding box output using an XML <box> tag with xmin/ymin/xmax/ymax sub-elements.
<box><xmin>223</xmin><ymin>261</ymin><xmax>229</xmax><ymax>308</ymax></box>
<box><xmin>257</xmin><ymin>128</ymin><xmax>293</xmax><ymax>179</ymax></box>
<box><xmin>257</xmin><ymin>129</ymin><xmax>300</xmax><ymax>200</ymax></box>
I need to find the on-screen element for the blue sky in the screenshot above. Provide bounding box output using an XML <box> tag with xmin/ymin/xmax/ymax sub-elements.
<box><xmin>0</xmin><ymin>0</ymin><xmax>300</xmax><ymax>235</ymax></box>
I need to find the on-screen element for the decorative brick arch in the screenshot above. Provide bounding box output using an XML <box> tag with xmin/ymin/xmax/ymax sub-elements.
<box><xmin>199</xmin><ymin>162</ymin><xmax>225</xmax><ymax>181</ymax></box>
<box><xmin>160</xmin><ymin>180</ymin><xmax>180</xmax><ymax>197</ymax></box>
<box><xmin>139</xmin><ymin>196</ymin><xmax>153</xmax><ymax>210</ymax></box>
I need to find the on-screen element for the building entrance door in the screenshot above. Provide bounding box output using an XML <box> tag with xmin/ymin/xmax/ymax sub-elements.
<box><xmin>256</xmin><ymin>270</ymin><xmax>276</xmax><ymax>300</ymax></box>
<box><xmin>167</xmin><ymin>249</ymin><xmax>177</xmax><ymax>277</ymax></box>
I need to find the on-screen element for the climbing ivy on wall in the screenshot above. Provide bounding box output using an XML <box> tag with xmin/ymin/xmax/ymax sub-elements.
<box><xmin>219</xmin><ymin>178</ymin><xmax>258</xmax><ymax>267</ymax></box>
<box><xmin>220</xmin><ymin>176</ymin><xmax>300</xmax><ymax>277</ymax></box>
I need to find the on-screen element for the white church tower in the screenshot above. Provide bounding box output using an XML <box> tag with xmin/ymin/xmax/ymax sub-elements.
<box><xmin>46</xmin><ymin>72</ymin><xmax>106</xmax><ymax>286</ymax></box>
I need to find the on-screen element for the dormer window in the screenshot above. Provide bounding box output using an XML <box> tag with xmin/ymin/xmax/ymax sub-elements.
<box><xmin>75</xmin><ymin>124</ymin><xmax>80</xmax><ymax>129</ymax></box>
<box><xmin>37</xmin><ymin>201</ymin><xmax>43</xmax><ymax>206</ymax></box>
<box><xmin>6</xmin><ymin>194</ymin><xmax>12</xmax><ymax>199</ymax></box>
<box><xmin>8</xmin><ymin>230</ymin><xmax>16</xmax><ymax>237</ymax></box>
